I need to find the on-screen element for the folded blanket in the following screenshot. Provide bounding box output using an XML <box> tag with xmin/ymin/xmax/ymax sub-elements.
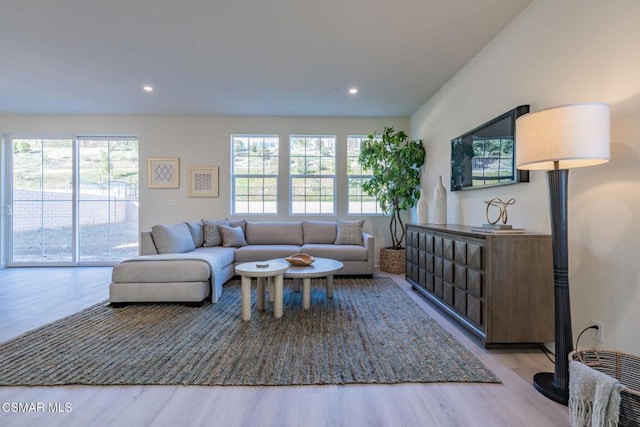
<box><xmin>569</xmin><ymin>360</ymin><xmax>624</xmax><ymax>427</ymax></box>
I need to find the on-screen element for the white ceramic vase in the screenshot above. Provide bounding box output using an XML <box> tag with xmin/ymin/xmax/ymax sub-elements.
<box><xmin>433</xmin><ymin>175</ymin><xmax>447</xmax><ymax>224</ymax></box>
<box><xmin>416</xmin><ymin>189</ymin><xmax>428</xmax><ymax>224</ymax></box>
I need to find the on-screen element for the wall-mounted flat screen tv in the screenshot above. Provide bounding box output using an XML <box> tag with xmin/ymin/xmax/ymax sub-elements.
<box><xmin>451</xmin><ymin>105</ymin><xmax>530</xmax><ymax>191</ymax></box>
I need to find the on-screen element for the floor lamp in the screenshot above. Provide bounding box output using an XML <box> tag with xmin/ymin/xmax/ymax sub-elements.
<box><xmin>515</xmin><ymin>103</ymin><xmax>610</xmax><ymax>405</ymax></box>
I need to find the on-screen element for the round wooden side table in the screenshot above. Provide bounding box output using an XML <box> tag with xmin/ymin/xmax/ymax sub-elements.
<box><xmin>234</xmin><ymin>261</ymin><xmax>289</xmax><ymax>321</ymax></box>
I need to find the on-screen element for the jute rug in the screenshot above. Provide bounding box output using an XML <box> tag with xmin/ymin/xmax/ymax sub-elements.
<box><xmin>0</xmin><ymin>276</ymin><xmax>499</xmax><ymax>386</ymax></box>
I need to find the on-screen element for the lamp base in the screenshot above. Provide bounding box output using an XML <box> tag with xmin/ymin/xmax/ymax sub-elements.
<box><xmin>533</xmin><ymin>372</ymin><xmax>569</xmax><ymax>405</ymax></box>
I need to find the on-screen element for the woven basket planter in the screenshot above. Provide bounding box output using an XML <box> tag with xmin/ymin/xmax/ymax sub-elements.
<box><xmin>380</xmin><ymin>248</ymin><xmax>406</xmax><ymax>274</ymax></box>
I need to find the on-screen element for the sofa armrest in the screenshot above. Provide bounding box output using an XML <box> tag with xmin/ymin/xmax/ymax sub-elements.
<box><xmin>362</xmin><ymin>232</ymin><xmax>373</xmax><ymax>249</ymax></box>
<box><xmin>140</xmin><ymin>231</ymin><xmax>159</xmax><ymax>255</ymax></box>
<box><xmin>363</xmin><ymin>232</ymin><xmax>375</xmax><ymax>273</ymax></box>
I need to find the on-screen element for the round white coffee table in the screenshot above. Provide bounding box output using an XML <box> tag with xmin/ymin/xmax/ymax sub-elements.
<box><xmin>234</xmin><ymin>261</ymin><xmax>289</xmax><ymax>321</ymax></box>
<box><xmin>268</xmin><ymin>258</ymin><xmax>343</xmax><ymax>310</ymax></box>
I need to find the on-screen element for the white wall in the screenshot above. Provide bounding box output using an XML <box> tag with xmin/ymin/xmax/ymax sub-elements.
<box><xmin>0</xmin><ymin>115</ymin><xmax>409</xmax><ymax>265</ymax></box>
<box><xmin>411</xmin><ymin>0</ymin><xmax>640</xmax><ymax>353</ymax></box>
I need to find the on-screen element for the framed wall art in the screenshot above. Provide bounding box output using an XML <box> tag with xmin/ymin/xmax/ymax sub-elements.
<box><xmin>148</xmin><ymin>157</ymin><xmax>180</xmax><ymax>189</ymax></box>
<box><xmin>188</xmin><ymin>166</ymin><xmax>219</xmax><ymax>197</ymax></box>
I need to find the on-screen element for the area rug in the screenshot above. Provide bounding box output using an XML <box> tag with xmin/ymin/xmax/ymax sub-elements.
<box><xmin>0</xmin><ymin>276</ymin><xmax>500</xmax><ymax>386</ymax></box>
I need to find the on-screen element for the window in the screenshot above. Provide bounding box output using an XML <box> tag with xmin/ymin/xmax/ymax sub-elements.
<box><xmin>347</xmin><ymin>135</ymin><xmax>382</xmax><ymax>214</ymax></box>
<box><xmin>231</xmin><ymin>135</ymin><xmax>278</xmax><ymax>214</ymax></box>
<box><xmin>290</xmin><ymin>135</ymin><xmax>336</xmax><ymax>214</ymax></box>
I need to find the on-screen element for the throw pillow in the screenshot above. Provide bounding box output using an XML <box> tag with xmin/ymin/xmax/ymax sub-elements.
<box><xmin>151</xmin><ymin>223</ymin><xmax>196</xmax><ymax>254</ymax></box>
<box><xmin>185</xmin><ymin>221</ymin><xmax>205</xmax><ymax>247</ymax></box>
<box><xmin>202</xmin><ymin>218</ymin><xmax>229</xmax><ymax>247</ymax></box>
<box><xmin>228</xmin><ymin>219</ymin><xmax>247</xmax><ymax>234</ymax></box>
<box><xmin>335</xmin><ymin>219</ymin><xmax>365</xmax><ymax>245</ymax></box>
<box><xmin>218</xmin><ymin>224</ymin><xmax>248</xmax><ymax>247</ymax></box>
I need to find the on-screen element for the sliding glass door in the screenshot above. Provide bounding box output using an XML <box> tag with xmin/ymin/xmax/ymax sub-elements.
<box><xmin>8</xmin><ymin>136</ymin><xmax>139</xmax><ymax>266</ymax></box>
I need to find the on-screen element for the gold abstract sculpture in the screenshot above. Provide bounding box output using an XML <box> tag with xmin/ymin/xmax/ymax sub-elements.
<box><xmin>484</xmin><ymin>197</ymin><xmax>516</xmax><ymax>225</ymax></box>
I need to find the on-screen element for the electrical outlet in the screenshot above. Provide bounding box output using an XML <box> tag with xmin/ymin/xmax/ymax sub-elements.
<box><xmin>592</xmin><ymin>320</ymin><xmax>604</xmax><ymax>343</ymax></box>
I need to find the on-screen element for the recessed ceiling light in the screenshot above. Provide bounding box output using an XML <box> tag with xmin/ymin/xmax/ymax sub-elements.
<box><xmin>349</xmin><ymin>87</ymin><xmax>358</xmax><ymax>95</ymax></box>
<box><xmin>143</xmin><ymin>85</ymin><xmax>154</xmax><ymax>93</ymax></box>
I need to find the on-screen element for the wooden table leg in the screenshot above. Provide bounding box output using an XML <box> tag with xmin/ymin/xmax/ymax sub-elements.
<box><xmin>257</xmin><ymin>277</ymin><xmax>265</xmax><ymax>311</ymax></box>
<box><xmin>241</xmin><ymin>276</ymin><xmax>252</xmax><ymax>321</ymax></box>
<box><xmin>326</xmin><ymin>275</ymin><xmax>334</xmax><ymax>299</ymax></box>
<box><xmin>273</xmin><ymin>274</ymin><xmax>284</xmax><ymax>318</ymax></box>
<box><xmin>302</xmin><ymin>278</ymin><xmax>311</xmax><ymax>309</ymax></box>
<box><xmin>267</xmin><ymin>279</ymin><xmax>274</xmax><ymax>303</ymax></box>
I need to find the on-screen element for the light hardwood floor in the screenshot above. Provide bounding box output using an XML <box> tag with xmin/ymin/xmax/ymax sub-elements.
<box><xmin>0</xmin><ymin>267</ymin><xmax>569</xmax><ymax>426</ymax></box>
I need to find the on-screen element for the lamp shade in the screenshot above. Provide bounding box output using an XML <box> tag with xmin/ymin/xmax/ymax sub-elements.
<box><xmin>516</xmin><ymin>103</ymin><xmax>610</xmax><ymax>170</ymax></box>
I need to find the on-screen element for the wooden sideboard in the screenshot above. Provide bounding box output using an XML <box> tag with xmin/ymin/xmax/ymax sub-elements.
<box><xmin>405</xmin><ymin>224</ymin><xmax>554</xmax><ymax>348</ymax></box>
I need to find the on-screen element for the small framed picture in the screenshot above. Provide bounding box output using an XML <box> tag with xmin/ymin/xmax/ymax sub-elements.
<box><xmin>148</xmin><ymin>157</ymin><xmax>180</xmax><ymax>189</ymax></box>
<box><xmin>188</xmin><ymin>166</ymin><xmax>219</xmax><ymax>197</ymax></box>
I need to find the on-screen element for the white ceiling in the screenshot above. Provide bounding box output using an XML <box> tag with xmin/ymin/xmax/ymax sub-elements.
<box><xmin>0</xmin><ymin>0</ymin><xmax>533</xmax><ymax>117</ymax></box>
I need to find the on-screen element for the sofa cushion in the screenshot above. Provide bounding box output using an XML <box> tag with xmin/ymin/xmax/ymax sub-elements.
<box><xmin>335</xmin><ymin>219</ymin><xmax>364</xmax><ymax>245</ymax></box>
<box><xmin>219</xmin><ymin>224</ymin><xmax>248</xmax><ymax>247</ymax></box>
<box><xmin>245</xmin><ymin>222</ymin><xmax>303</xmax><ymax>245</ymax></box>
<box><xmin>202</xmin><ymin>218</ymin><xmax>228</xmax><ymax>247</ymax></box>
<box><xmin>185</xmin><ymin>221</ymin><xmax>205</xmax><ymax>247</ymax></box>
<box><xmin>234</xmin><ymin>245</ymin><xmax>301</xmax><ymax>263</ymax></box>
<box><xmin>303</xmin><ymin>220</ymin><xmax>337</xmax><ymax>244</ymax></box>
<box><xmin>113</xmin><ymin>257</ymin><xmax>210</xmax><ymax>282</ymax></box>
<box><xmin>301</xmin><ymin>243</ymin><xmax>368</xmax><ymax>261</ymax></box>
<box><xmin>151</xmin><ymin>223</ymin><xmax>196</xmax><ymax>254</ymax></box>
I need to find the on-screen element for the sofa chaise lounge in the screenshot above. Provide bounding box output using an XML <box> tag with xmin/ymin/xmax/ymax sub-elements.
<box><xmin>109</xmin><ymin>219</ymin><xmax>374</xmax><ymax>305</ymax></box>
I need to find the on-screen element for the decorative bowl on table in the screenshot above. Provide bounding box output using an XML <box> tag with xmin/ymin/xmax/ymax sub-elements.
<box><xmin>285</xmin><ymin>253</ymin><xmax>315</xmax><ymax>266</ymax></box>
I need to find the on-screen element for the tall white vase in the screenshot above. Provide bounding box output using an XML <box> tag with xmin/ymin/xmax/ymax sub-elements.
<box><xmin>416</xmin><ymin>190</ymin><xmax>428</xmax><ymax>224</ymax></box>
<box><xmin>433</xmin><ymin>175</ymin><xmax>447</xmax><ymax>224</ymax></box>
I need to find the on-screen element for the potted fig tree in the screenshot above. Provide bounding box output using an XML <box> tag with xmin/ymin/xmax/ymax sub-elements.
<box><xmin>359</xmin><ymin>127</ymin><xmax>425</xmax><ymax>274</ymax></box>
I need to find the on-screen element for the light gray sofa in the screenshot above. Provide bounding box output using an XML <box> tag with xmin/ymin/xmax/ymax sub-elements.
<box><xmin>109</xmin><ymin>220</ymin><xmax>374</xmax><ymax>306</ymax></box>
